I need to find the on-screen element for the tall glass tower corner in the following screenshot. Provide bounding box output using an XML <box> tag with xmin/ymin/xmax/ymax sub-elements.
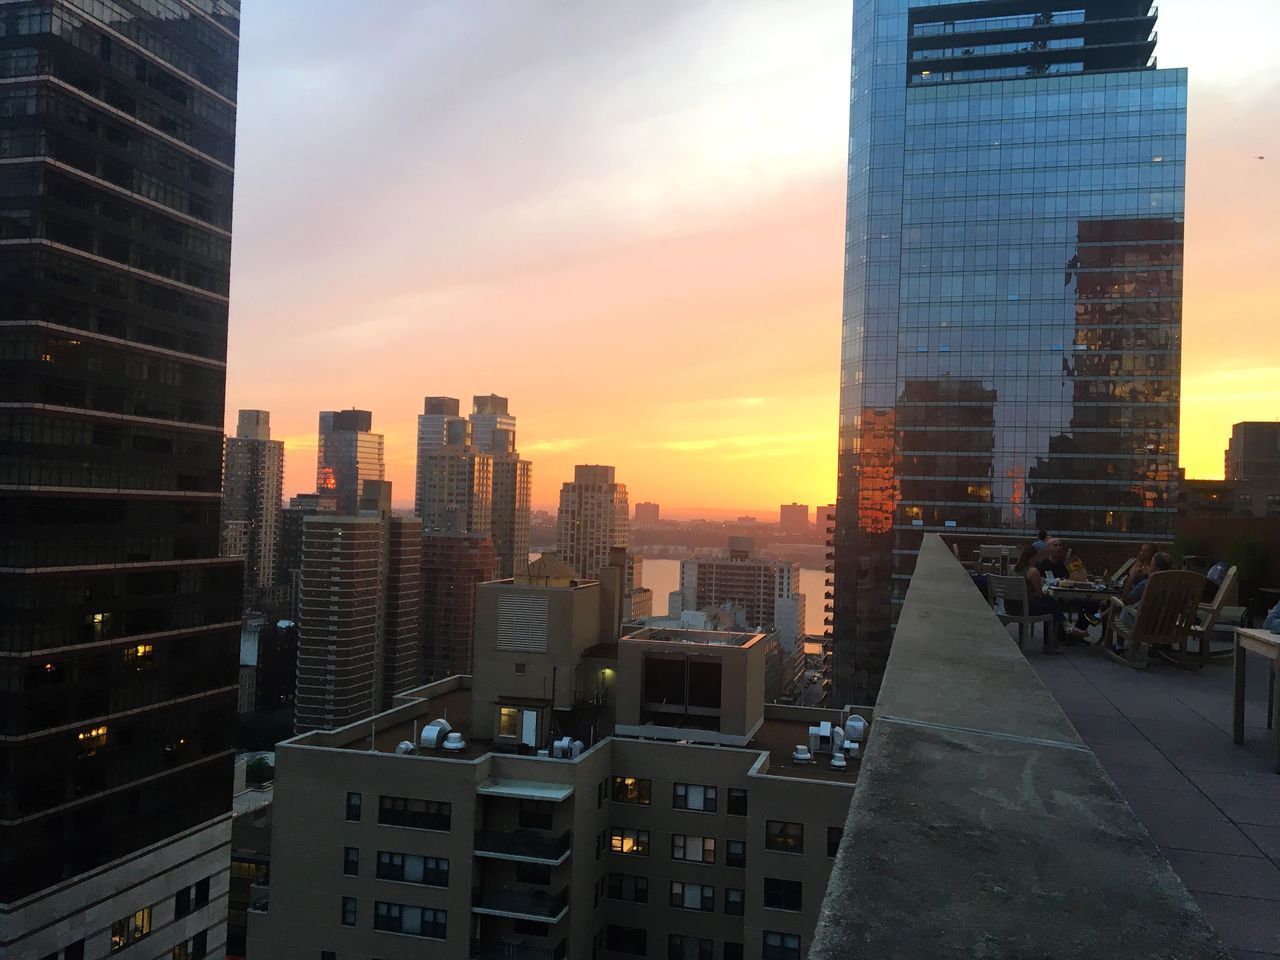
<box><xmin>833</xmin><ymin>0</ymin><xmax>1186</xmax><ymax>704</ymax></box>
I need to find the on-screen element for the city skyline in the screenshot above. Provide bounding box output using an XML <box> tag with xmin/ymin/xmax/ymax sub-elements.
<box><xmin>226</xmin><ymin>0</ymin><xmax>1278</xmax><ymax>514</ymax></box>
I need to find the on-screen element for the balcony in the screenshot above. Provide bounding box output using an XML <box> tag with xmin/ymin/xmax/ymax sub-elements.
<box><xmin>472</xmin><ymin>888</ymin><xmax>569</xmax><ymax>924</ymax></box>
<box><xmin>811</xmin><ymin>535</ymin><xmax>1235</xmax><ymax>959</ymax></box>
<box><xmin>474</xmin><ymin>830</ymin><xmax>572</xmax><ymax>865</ymax></box>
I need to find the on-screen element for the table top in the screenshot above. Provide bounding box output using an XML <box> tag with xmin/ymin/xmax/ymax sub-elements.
<box><xmin>1047</xmin><ymin>581</ymin><xmax>1122</xmax><ymax>597</ymax></box>
<box><xmin>1235</xmin><ymin>625</ymin><xmax>1280</xmax><ymax>648</ymax></box>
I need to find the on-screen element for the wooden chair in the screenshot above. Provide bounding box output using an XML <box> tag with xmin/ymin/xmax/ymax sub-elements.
<box><xmin>1192</xmin><ymin>565</ymin><xmax>1238</xmax><ymax>663</ymax></box>
<box><xmin>987</xmin><ymin>574</ymin><xmax>1056</xmax><ymax>652</ymax></box>
<box><xmin>1103</xmin><ymin>570</ymin><xmax>1206</xmax><ymax>669</ymax></box>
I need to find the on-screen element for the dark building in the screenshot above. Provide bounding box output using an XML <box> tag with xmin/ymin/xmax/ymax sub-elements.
<box><xmin>222</xmin><ymin>409</ymin><xmax>284</xmax><ymax>610</ymax></box>
<box><xmin>1226</xmin><ymin>422</ymin><xmax>1280</xmax><ymax>482</ymax></box>
<box><xmin>275</xmin><ymin>491</ymin><xmax>337</xmax><ymax>619</ymax></box>
<box><xmin>420</xmin><ymin>532</ymin><xmax>498</xmax><ymax>681</ymax></box>
<box><xmin>254</xmin><ymin>619</ymin><xmax>298</xmax><ymax>713</ymax></box>
<box><xmin>834</xmin><ymin>0</ymin><xmax>1185</xmax><ymax>703</ymax></box>
<box><xmin>0</xmin><ymin>2</ymin><xmax>241</xmax><ymax>957</ymax></box>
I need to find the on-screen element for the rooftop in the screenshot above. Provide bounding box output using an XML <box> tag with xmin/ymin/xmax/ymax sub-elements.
<box><xmin>812</xmin><ymin>535</ymin><xmax>1232</xmax><ymax>959</ymax></box>
<box><xmin>623</xmin><ymin>626</ymin><xmax>763</xmax><ymax>648</ymax></box>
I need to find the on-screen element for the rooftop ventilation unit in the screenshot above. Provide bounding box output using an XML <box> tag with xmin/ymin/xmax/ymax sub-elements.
<box><xmin>394</xmin><ymin>741</ymin><xmax>415</xmax><ymax>755</ymax></box>
<box><xmin>441</xmin><ymin>732</ymin><xmax>466</xmax><ymax>752</ymax></box>
<box><xmin>420</xmin><ymin>718</ymin><xmax>452</xmax><ymax>750</ymax></box>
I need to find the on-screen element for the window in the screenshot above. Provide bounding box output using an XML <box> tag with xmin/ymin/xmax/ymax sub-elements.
<box><xmin>672</xmin><ymin>783</ymin><xmax>717</xmax><ymax>812</ymax></box>
<box><xmin>321</xmin><ymin>953</ymin><xmax>335</xmax><ymax>960</ymax></box>
<box><xmin>343</xmin><ymin>846</ymin><xmax>359</xmax><ymax>876</ymax></box>
<box><xmin>345</xmin><ymin>791</ymin><xmax>361</xmax><ymax>822</ymax></box>
<box><xmin>724</xmin><ymin>943</ymin><xmax>744</xmax><ymax>960</ymax></box>
<box><xmin>516</xmin><ymin>862</ymin><xmax>552</xmax><ymax>885</ymax></box>
<box><xmin>341</xmin><ymin>897</ymin><xmax>357</xmax><ymax>927</ymax></box>
<box><xmin>123</xmin><ymin>642</ymin><xmax>154</xmax><ymax>667</ymax></box>
<box><xmin>519</xmin><ymin>799</ymin><xmax>553</xmax><ymax>830</ymax></box>
<box><xmin>727</xmin><ymin>839</ymin><xmax>746</xmax><ymax>868</ymax></box>
<box><xmin>609</xmin><ymin>828</ymin><xmax>649</xmax><ymax>856</ymax></box>
<box><xmin>607</xmin><ymin>873</ymin><xmax>648</xmax><ymax>903</ymax></box>
<box><xmin>611</xmin><ymin>777</ymin><xmax>651</xmax><ymax>805</ymax></box>
<box><xmin>725</xmin><ymin>887</ymin><xmax>744</xmax><ymax>916</ymax></box>
<box><xmin>175</xmin><ymin>887</ymin><xmax>190</xmax><ymax>918</ymax></box>
<box><xmin>77</xmin><ymin>724</ymin><xmax>108</xmax><ymax>757</ymax></box>
<box><xmin>827</xmin><ymin>826</ymin><xmax>844</xmax><ymax>858</ymax></box>
<box><xmin>597</xmin><ymin>778</ymin><xmax>607</xmax><ymax>809</ymax></box>
<box><xmin>765</xmin><ymin>820</ymin><xmax>803</xmax><ymax>854</ymax></box>
<box><xmin>373</xmin><ymin>902</ymin><xmax>447</xmax><ymax>939</ymax></box>
<box><xmin>669</xmin><ymin>881</ymin><xmax>714</xmax><ymax>912</ymax></box>
<box><xmin>378</xmin><ymin>795</ymin><xmax>451</xmax><ymax>831</ymax></box>
<box><xmin>763</xmin><ymin>932</ymin><xmax>801</xmax><ymax>960</ymax></box>
<box><xmin>605</xmin><ymin>925</ymin><xmax>647</xmax><ymax>956</ymax></box>
<box><xmin>763</xmin><ymin>878</ymin><xmax>803</xmax><ymax>912</ymax></box>
<box><xmin>110</xmin><ymin>906</ymin><xmax>152</xmax><ymax>952</ymax></box>
<box><xmin>498</xmin><ymin>706</ymin><xmax>520</xmax><ymax>738</ymax></box>
<box><xmin>375</xmin><ymin>852</ymin><xmax>448</xmax><ymax>887</ymax></box>
<box><xmin>668</xmin><ymin>935</ymin><xmax>713</xmax><ymax>960</ymax></box>
<box><xmin>727</xmin><ymin>787</ymin><xmax>748</xmax><ymax>816</ymax></box>
<box><xmin>194</xmin><ymin>878</ymin><xmax>209</xmax><ymax>908</ymax></box>
<box><xmin>65</xmin><ymin>943</ymin><xmax>85</xmax><ymax>960</ymax></box>
<box><xmin>671</xmin><ymin>834</ymin><xmax>715</xmax><ymax>864</ymax></box>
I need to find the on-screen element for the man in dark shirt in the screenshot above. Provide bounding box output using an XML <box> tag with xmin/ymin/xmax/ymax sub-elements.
<box><xmin>1037</xmin><ymin>538</ymin><xmax>1099</xmax><ymax>631</ymax></box>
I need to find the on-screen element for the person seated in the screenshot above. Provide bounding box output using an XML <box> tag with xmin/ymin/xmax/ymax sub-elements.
<box><xmin>1011</xmin><ymin>544</ymin><xmax>1089</xmax><ymax>650</ymax></box>
<box><xmin>1031</xmin><ymin>529</ymin><xmax>1050</xmax><ymax>556</ymax></box>
<box><xmin>1036</xmin><ymin>538</ymin><xmax>1100</xmax><ymax>627</ymax></box>
<box><xmin>1120</xmin><ymin>542</ymin><xmax>1157</xmax><ymax>602</ymax></box>
<box><xmin>1107</xmin><ymin>551</ymin><xmax>1174</xmax><ymax>649</ymax></box>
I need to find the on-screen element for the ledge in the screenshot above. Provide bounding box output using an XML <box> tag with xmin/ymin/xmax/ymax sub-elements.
<box><xmin>810</xmin><ymin>535</ymin><xmax>1230</xmax><ymax>960</ymax></box>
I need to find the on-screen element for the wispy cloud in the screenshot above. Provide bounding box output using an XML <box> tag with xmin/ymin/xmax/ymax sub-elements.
<box><xmin>524</xmin><ymin>437</ymin><xmax>593</xmax><ymax>453</ymax></box>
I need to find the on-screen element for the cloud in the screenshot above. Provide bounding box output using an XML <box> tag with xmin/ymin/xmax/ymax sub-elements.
<box><xmin>523</xmin><ymin>437</ymin><xmax>593</xmax><ymax>453</ymax></box>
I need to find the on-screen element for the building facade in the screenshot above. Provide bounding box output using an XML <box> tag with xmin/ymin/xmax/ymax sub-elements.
<box><xmin>779</xmin><ymin>503</ymin><xmax>809</xmax><ymax>534</ymax></box>
<box><xmin>634</xmin><ymin>501</ymin><xmax>661</xmax><ymax>526</ymax></box>
<box><xmin>420</xmin><ymin>532</ymin><xmax>498</xmax><ymax>682</ymax></box>
<box><xmin>834</xmin><ymin>0</ymin><xmax>1186</xmax><ymax>703</ymax></box>
<box><xmin>317</xmin><ymin>409</ymin><xmax>385</xmax><ymax>516</ymax></box>
<box><xmin>677</xmin><ymin>540</ymin><xmax>806</xmax><ymax>648</ymax></box>
<box><xmin>294</xmin><ymin>486</ymin><xmax>422</xmax><ymax>734</ymax></box>
<box><xmin>557</xmin><ymin>464</ymin><xmax>631</xmax><ymax>581</ymax></box>
<box><xmin>222</xmin><ymin>409</ymin><xmax>284</xmax><ymax>609</ymax></box>
<box><xmin>0</xmin><ymin>3</ymin><xmax>242</xmax><ymax>957</ymax></box>
<box><xmin>1226</xmin><ymin>422</ymin><xmax>1280</xmax><ymax>482</ymax></box>
<box><xmin>248</xmin><ymin>565</ymin><xmax>860</xmax><ymax>960</ymax></box>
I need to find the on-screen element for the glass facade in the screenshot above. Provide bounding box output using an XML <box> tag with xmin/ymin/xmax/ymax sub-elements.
<box><xmin>834</xmin><ymin>0</ymin><xmax>1185</xmax><ymax>703</ymax></box>
<box><xmin>0</xmin><ymin>0</ymin><xmax>240</xmax><ymax>901</ymax></box>
<box><xmin>317</xmin><ymin>409</ymin><xmax>386</xmax><ymax>516</ymax></box>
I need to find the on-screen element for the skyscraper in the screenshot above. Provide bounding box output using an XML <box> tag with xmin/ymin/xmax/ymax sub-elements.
<box><xmin>468</xmin><ymin>392</ymin><xmax>517</xmax><ymax>453</ymax></box>
<box><xmin>222</xmin><ymin>409</ymin><xmax>285</xmax><ymax>609</ymax></box>
<box><xmin>415</xmin><ymin>416</ymin><xmax>494</xmax><ymax>535</ymax></box>
<box><xmin>417</xmin><ymin>395</ymin><xmax>461</xmax><ymax>456</ymax></box>
<box><xmin>634</xmin><ymin>501</ymin><xmax>661</xmax><ymax>525</ymax></box>
<box><xmin>0</xmin><ymin>3</ymin><xmax>242</xmax><ymax>956</ymax></box>
<box><xmin>489</xmin><ymin>426</ymin><xmax>532</xmax><ymax>579</ymax></box>
<box><xmin>419</xmin><ymin>532</ymin><xmax>498</xmax><ymax>681</ymax></box>
<box><xmin>833</xmin><ymin>0</ymin><xmax>1185</xmax><ymax>704</ymax></box>
<box><xmin>780</xmin><ymin>502</ymin><xmax>810</xmax><ymax>533</ymax></box>
<box><xmin>556</xmin><ymin>464</ymin><xmax>630</xmax><ymax>580</ymax></box>
<box><xmin>1225</xmin><ymin>422</ymin><xmax>1280</xmax><ymax>481</ymax></box>
<box><xmin>294</xmin><ymin>482</ymin><xmax>422</xmax><ymax>733</ymax></box>
<box><xmin>317</xmin><ymin>408</ymin><xmax>385</xmax><ymax>516</ymax></box>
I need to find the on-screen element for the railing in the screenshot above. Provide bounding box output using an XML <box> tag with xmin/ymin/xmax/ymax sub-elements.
<box><xmin>809</xmin><ymin>535</ymin><xmax>1231</xmax><ymax>960</ymax></box>
<box><xmin>472</xmin><ymin>888</ymin><xmax>569</xmax><ymax>922</ymax></box>
<box><xmin>473</xmin><ymin>829</ymin><xmax>572</xmax><ymax>862</ymax></box>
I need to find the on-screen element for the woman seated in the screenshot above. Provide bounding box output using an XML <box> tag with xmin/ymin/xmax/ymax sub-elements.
<box><xmin>1010</xmin><ymin>544</ymin><xmax>1090</xmax><ymax>652</ymax></box>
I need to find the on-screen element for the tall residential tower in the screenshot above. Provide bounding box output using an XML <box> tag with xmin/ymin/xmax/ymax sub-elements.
<box><xmin>222</xmin><ymin>409</ymin><xmax>285</xmax><ymax>609</ymax></box>
<box><xmin>0</xmin><ymin>3</ymin><xmax>242</xmax><ymax>957</ymax></box>
<box><xmin>833</xmin><ymin>0</ymin><xmax>1185</xmax><ymax>703</ymax></box>
<box><xmin>317</xmin><ymin>408</ymin><xmax>385</xmax><ymax>516</ymax></box>
<box><xmin>556</xmin><ymin>464</ymin><xmax>630</xmax><ymax>581</ymax></box>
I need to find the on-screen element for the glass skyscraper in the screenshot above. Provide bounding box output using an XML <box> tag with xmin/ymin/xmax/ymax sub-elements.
<box><xmin>0</xmin><ymin>2</ymin><xmax>240</xmax><ymax>956</ymax></box>
<box><xmin>834</xmin><ymin>0</ymin><xmax>1185</xmax><ymax>703</ymax></box>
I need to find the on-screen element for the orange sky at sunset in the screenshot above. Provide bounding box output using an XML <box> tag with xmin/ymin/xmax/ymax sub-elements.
<box><xmin>224</xmin><ymin>1</ymin><xmax>1279</xmax><ymax>516</ymax></box>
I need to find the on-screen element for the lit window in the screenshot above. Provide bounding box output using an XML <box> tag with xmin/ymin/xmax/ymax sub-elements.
<box><xmin>77</xmin><ymin>725</ymin><xmax>108</xmax><ymax>757</ymax></box>
<box><xmin>498</xmin><ymin>707</ymin><xmax>520</xmax><ymax>739</ymax></box>
<box><xmin>611</xmin><ymin>777</ymin><xmax>651</xmax><ymax>805</ymax></box>
<box><xmin>124</xmin><ymin>643</ymin><xmax>154</xmax><ymax>667</ymax></box>
<box><xmin>609</xmin><ymin>828</ymin><xmax>649</xmax><ymax>856</ymax></box>
<box><xmin>109</xmin><ymin>906</ymin><xmax>152</xmax><ymax>952</ymax></box>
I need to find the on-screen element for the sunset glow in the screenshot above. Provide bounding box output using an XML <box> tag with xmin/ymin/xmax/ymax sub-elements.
<box><xmin>225</xmin><ymin>0</ymin><xmax>1280</xmax><ymax>514</ymax></box>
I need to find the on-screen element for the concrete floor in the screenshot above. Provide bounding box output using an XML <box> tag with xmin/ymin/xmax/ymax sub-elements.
<box><xmin>1030</xmin><ymin>638</ymin><xmax>1280</xmax><ymax>958</ymax></box>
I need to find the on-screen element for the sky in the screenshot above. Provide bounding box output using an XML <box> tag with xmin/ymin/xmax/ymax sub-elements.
<box><xmin>224</xmin><ymin>1</ymin><xmax>1280</xmax><ymax>518</ymax></box>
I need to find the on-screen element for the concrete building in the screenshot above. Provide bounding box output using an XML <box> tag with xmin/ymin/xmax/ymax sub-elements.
<box><xmin>223</xmin><ymin>409</ymin><xmax>285</xmax><ymax>609</ymax></box>
<box><xmin>490</xmin><ymin>428</ymin><xmax>533</xmax><ymax>580</ymax></box>
<box><xmin>557</xmin><ymin>464</ymin><xmax>630</xmax><ymax>580</ymax></box>
<box><xmin>779</xmin><ymin>503</ymin><xmax>809</xmax><ymax>534</ymax></box>
<box><xmin>317</xmin><ymin>409</ymin><xmax>386</xmax><ymax>516</ymax></box>
<box><xmin>418</xmin><ymin>396</ymin><xmax>462</xmax><ymax>454</ymax></box>
<box><xmin>420</xmin><ymin>533</ymin><xmax>498</xmax><ymax>682</ymax></box>
<box><xmin>1226</xmin><ymin>421</ymin><xmax>1280</xmax><ymax>481</ymax></box>
<box><xmin>677</xmin><ymin>539</ymin><xmax>806</xmax><ymax>649</ymax></box>
<box><xmin>415</xmin><ymin>416</ymin><xmax>494</xmax><ymax>536</ymax></box>
<box><xmin>276</xmin><ymin>492</ymin><xmax>338</xmax><ymax>620</ymax></box>
<box><xmin>248</xmin><ymin>556</ymin><xmax>861</xmax><ymax>960</ymax></box>
<box><xmin>294</xmin><ymin>483</ymin><xmax>422</xmax><ymax>733</ymax></box>
<box><xmin>469</xmin><ymin>393</ymin><xmax>518</xmax><ymax>455</ymax></box>
<box><xmin>635</xmin><ymin>502</ymin><xmax>661</xmax><ymax>526</ymax></box>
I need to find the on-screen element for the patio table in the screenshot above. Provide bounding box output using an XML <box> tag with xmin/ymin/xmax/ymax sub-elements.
<box><xmin>1232</xmin><ymin>625</ymin><xmax>1280</xmax><ymax>773</ymax></box>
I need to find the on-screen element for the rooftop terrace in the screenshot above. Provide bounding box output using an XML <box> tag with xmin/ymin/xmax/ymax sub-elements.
<box><xmin>812</xmin><ymin>534</ymin><xmax>1235</xmax><ymax>959</ymax></box>
<box><xmin>623</xmin><ymin>626</ymin><xmax>763</xmax><ymax>647</ymax></box>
